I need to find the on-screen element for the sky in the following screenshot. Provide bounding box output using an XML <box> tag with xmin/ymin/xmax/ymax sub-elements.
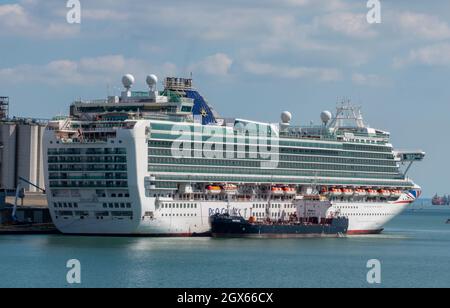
<box><xmin>0</xmin><ymin>0</ymin><xmax>449</xmax><ymax>196</ymax></box>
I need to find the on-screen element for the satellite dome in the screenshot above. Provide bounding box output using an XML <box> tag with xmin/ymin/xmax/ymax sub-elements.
<box><xmin>281</xmin><ymin>111</ymin><xmax>292</xmax><ymax>123</ymax></box>
<box><xmin>122</xmin><ymin>74</ymin><xmax>135</xmax><ymax>89</ymax></box>
<box><xmin>146</xmin><ymin>74</ymin><xmax>158</xmax><ymax>87</ymax></box>
<box><xmin>320</xmin><ymin>110</ymin><xmax>332</xmax><ymax>124</ymax></box>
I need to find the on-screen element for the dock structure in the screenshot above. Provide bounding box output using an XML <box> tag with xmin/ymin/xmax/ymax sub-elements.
<box><xmin>0</xmin><ymin>192</ymin><xmax>54</xmax><ymax>232</ymax></box>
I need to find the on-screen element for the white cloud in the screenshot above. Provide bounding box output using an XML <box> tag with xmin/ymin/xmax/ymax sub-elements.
<box><xmin>352</xmin><ymin>73</ymin><xmax>387</xmax><ymax>87</ymax></box>
<box><xmin>396</xmin><ymin>12</ymin><xmax>450</xmax><ymax>40</ymax></box>
<box><xmin>279</xmin><ymin>0</ymin><xmax>352</xmax><ymax>11</ymax></box>
<box><xmin>0</xmin><ymin>55</ymin><xmax>178</xmax><ymax>86</ymax></box>
<box><xmin>315</xmin><ymin>12</ymin><xmax>377</xmax><ymax>39</ymax></box>
<box><xmin>0</xmin><ymin>3</ymin><xmax>78</xmax><ymax>38</ymax></box>
<box><xmin>0</xmin><ymin>4</ymin><xmax>30</xmax><ymax>28</ymax></box>
<box><xmin>82</xmin><ymin>9</ymin><xmax>129</xmax><ymax>21</ymax></box>
<box><xmin>394</xmin><ymin>43</ymin><xmax>450</xmax><ymax>68</ymax></box>
<box><xmin>243</xmin><ymin>61</ymin><xmax>342</xmax><ymax>81</ymax></box>
<box><xmin>188</xmin><ymin>53</ymin><xmax>233</xmax><ymax>77</ymax></box>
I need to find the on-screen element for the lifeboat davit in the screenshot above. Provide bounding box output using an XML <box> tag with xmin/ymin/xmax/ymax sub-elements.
<box><xmin>283</xmin><ymin>186</ymin><xmax>297</xmax><ymax>195</ymax></box>
<box><xmin>271</xmin><ymin>186</ymin><xmax>284</xmax><ymax>195</ymax></box>
<box><xmin>330</xmin><ymin>188</ymin><xmax>342</xmax><ymax>196</ymax></box>
<box><xmin>367</xmin><ymin>189</ymin><xmax>378</xmax><ymax>197</ymax></box>
<box><xmin>206</xmin><ymin>185</ymin><xmax>222</xmax><ymax>194</ymax></box>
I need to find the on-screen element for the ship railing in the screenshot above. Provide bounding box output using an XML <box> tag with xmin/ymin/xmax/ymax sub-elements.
<box><xmin>59</xmin><ymin>138</ymin><xmax>109</xmax><ymax>144</ymax></box>
<box><xmin>143</xmin><ymin>113</ymin><xmax>192</xmax><ymax>122</ymax></box>
<box><xmin>73</xmin><ymin>99</ymin><xmax>108</xmax><ymax>104</ymax></box>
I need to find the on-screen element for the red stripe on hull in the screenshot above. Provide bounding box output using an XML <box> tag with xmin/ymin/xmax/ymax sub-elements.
<box><xmin>347</xmin><ymin>229</ymin><xmax>384</xmax><ymax>235</ymax></box>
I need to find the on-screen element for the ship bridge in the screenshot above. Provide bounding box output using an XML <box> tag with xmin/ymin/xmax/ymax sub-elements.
<box><xmin>394</xmin><ymin>150</ymin><xmax>426</xmax><ymax>162</ymax></box>
<box><xmin>394</xmin><ymin>150</ymin><xmax>426</xmax><ymax>175</ymax></box>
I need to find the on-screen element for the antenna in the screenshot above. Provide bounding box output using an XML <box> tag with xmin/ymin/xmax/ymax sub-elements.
<box><xmin>328</xmin><ymin>99</ymin><xmax>365</xmax><ymax>129</ymax></box>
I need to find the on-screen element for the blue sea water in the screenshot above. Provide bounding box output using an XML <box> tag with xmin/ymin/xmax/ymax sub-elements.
<box><xmin>0</xmin><ymin>209</ymin><xmax>449</xmax><ymax>288</ymax></box>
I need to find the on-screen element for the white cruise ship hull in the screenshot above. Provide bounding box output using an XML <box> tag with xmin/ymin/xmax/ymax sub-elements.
<box><xmin>49</xmin><ymin>197</ymin><xmax>415</xmax><ymax>236</ymax></box>
<box><xmin>41</xmin><ymin>73</ymin><xmax>426</xmax><ymax>237</ymax></box>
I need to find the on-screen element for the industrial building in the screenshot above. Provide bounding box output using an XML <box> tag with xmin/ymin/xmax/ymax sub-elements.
<box><xmin>0</xmin><ymin>97</ymin><xmax>48</xmax><ymax>193</ymax></box>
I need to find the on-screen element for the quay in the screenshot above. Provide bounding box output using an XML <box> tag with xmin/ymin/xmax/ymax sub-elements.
<box><xmin>0</xmin><ymin>192</ymin><xmax>58</xmax><ymax>235</ymax></box>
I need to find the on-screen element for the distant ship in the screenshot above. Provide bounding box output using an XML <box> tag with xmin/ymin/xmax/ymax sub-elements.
<box><xmin>43</xmin><ymin>74</ymin><xmax>425</xmax><ymax>236</ymax></box>
<box><xmin>432</xmin><ymin>194</ymin><xmax>450</xmax><ymax>206</ymax></box>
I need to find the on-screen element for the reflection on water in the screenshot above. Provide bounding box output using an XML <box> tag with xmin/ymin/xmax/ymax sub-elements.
<box><xmin>0</xmin><ymin>209</ymin><xmax>449</xmax><ymax>288</ymax></box>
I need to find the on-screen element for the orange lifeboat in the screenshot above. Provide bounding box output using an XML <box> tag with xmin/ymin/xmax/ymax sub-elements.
<box><xmin>391</xmin><ymin>190</ymin><xmax>402</xmax><ymax>198</ymax></box>
<box><xmin>206</xmin><ymin>185</ymin><xmax>222</xmax><ymax>194</ymax></box>
<box><xmin>342</xmin><ymin>188</ymin><xmax>354</xmax><ymax>196</ymax></box>
<box><xmin>330</xmin><ymin>187</ymin><xmax>342</xmax><ymax>196</ymax></box>
<box><xmin>367</xmin><ymin>189</ymin><xmax>378</xmax><ymax>197</ymax></box>
<box><xmin>354</xmin><ymin>188</ymin><xmax>367</xmax><ymax>196</ymax></box>
<box><xmin>222</xmin><ymin>184</ymin><xmax>238</xmax><ymax>194</ymax></box>
<box><xmin>283</xmin><ymin>186</ymin><xmax>297</xmax><ymax>195</ymax></box>
<box><xmin>271</xmin><ymin>186</ymin><xmax>284</xmax><ymax>195</ymax></box>
<box><xmin>320</xmin><ymin>187</ymin><xmax>329</xmax><ymax>195</ymax></box>
<box><xmin>378</xmin><ymin>189</ymin><xmax>391</xmax><ymax>197</ymax></box>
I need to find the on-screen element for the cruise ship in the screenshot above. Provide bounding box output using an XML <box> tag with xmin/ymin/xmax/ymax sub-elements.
<box><xmin>43</xmin><ymin>74</ymin><xmax>425</xmax><ymax>235</ymax></box>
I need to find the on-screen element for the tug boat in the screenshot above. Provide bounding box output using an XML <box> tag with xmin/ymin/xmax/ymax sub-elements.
<box><xmin>210</xmin><ymin>199</ymin><xmax>349</xmax><ymax>238</ymax></box>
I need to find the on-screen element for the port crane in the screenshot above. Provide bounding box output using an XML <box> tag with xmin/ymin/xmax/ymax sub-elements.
<box><xmin>12</xmin><ymin>177</ymin><xmax>46</xmax><ymax>222</ymax></box>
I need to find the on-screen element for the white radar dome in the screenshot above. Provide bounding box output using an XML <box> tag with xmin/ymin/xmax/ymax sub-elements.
<box><xmin>122</xmin><ymin>74</ymin><xmax>135</xmax><ymax>89</ymax></box>
<box><xmin>320</xmin><ymin>110</ymin><xmax>332</xmax><ymax>124</ymax></box>
<box><xmin>146</xmin><ymin>74</ymin><xmax>158</xmax><ymax>87</ymax></box>
<box><xmin>281</xmin><ymin>111</ymin><xmax>292</xmax><ymax>123</ymax></box>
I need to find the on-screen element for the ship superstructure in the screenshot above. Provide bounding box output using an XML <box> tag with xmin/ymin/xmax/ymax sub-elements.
<box><xmin>43</xmin><ymin>75</ymin><xmax>425</xmax><ymax>235</ymax></box>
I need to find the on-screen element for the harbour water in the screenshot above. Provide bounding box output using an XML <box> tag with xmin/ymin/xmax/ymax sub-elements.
<box><xmin>0</xmin><ymin>208</ymin><xmax>449</xmax><ymax>288</ymax></box>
